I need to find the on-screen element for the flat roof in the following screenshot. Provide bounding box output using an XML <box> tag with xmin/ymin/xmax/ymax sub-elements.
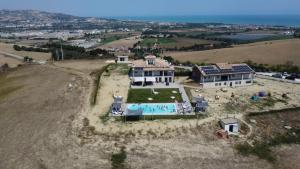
<box><xmin>220</xmin><ymin>118</ymin><xmax>238</xmax><ymax>124</ymax></box>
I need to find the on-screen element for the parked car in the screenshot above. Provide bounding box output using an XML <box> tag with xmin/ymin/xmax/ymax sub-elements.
<box><xmin>272</xmin><ymin>73</ymin><xmax>283</xmax><ymax>79</ymax></box>
<box><xmin>285</xmin><ymin>74</ymin><xmax>300</xmax><ymax>80</ymax></box>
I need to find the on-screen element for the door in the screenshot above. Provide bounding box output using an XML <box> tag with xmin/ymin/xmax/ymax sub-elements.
<box><xmin>230</xmin><ymin>82</ymin><xmax>232</xmax><ymax>87</ymax></box>
<box><xmin>229</xmin><ymin>125</ymin><xmax>234</xmax><ymax>132</ymax></box>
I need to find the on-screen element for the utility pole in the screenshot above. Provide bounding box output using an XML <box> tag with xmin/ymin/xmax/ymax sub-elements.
<box><xmin>56</xmin><ymin>49</ymin><xmax>59</xmax><ymax>61</ymax></box>
<box><xmin>60</xmin><ymin>40</ymin><xmax>64</xmax><ymax>61</ymax></box>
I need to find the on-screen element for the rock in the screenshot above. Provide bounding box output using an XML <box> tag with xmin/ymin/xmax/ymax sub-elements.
<box><xmin>250</xmin><ymin>119</ymin><xmax>257</xmax><ymax>124</ymax></box>
<box><xmin>284</xmin><ymin>126</ymin><xmax>292</xmax><ymax>130</ymax></box>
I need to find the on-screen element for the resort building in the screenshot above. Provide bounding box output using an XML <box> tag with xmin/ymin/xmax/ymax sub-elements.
<box><xmin>192</xmin><ymin>63</ymin><xmax>255</xmax><ymax>88</ymax></box>
<box><xmin>130</xmin><ymin>55</ymin><xmax>175</xmax><ymax>85</ymax></box>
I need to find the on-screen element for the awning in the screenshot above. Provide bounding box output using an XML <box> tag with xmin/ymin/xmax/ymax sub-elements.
<box><xmin>133</xmin><ymin>77</ymin><xmax>144</xmax><ymax>82</ymax></box>
<box><xmin>145</xmin><ymin>77</ymin><xmax>156</xmax><ymax>82</ymax></box>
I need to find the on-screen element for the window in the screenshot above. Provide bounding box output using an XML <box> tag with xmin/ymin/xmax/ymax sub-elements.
<box><xmin>224</xmin><ymin>82</ymin><xmax>227</xmax><ymax>85</ymax></box>
<box><xmin>215</xmin><ymin>83</ymin><xmax>218</xmax><ymax>86</ymax></box>
<box><xmin>246</xmin><ymin>80</ymin><xmax>252</xmax><ymax>84</ymax></box>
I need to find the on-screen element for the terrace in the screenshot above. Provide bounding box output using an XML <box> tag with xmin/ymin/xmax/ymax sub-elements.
<box><xmin>111</xmin><ymin>85</ymin><xmax>193</xmax><ymax>118</ymax></box>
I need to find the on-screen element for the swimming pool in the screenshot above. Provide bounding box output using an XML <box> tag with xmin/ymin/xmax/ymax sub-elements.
<box><xmin>126</xmin><ymin>103</ymin><xmax>177</xmax><ymax>115</ymax></box>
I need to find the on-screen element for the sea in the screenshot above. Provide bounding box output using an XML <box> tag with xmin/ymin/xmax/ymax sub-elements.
<box><xmin>111</xmin><ymin>15</ymin><xmax>300</xmax><ymax>27</ymax></box>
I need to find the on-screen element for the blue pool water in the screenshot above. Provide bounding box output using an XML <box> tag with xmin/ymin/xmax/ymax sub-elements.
<box><xmin>127</xmin><ymin>103</ymin><xmax>177</xmax><ymax>115</ymax></box>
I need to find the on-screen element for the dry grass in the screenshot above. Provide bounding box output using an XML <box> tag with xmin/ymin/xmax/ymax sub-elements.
<box><xmin>99</xmin><ymin>36</ymin><xmax>141</xmax><ymax>49</ymax></box>
<box><xmin>166</xmin><ymin>39</ymin><xmax>300</xmax><ymax>66</ymax></box>
<box><xmin>0</xmin><ymin>42</ymin><xmax>51</xmax><ymax>61</ymax></box>
<box><xmin>54</xmin><ymin>59</ymin><xmax>109</xmax><ymax>74</ymax></box>
<box><xmin>0</xmin><ymin>54</ymin><xmax>22</xmax><ymax>67</ymax></box>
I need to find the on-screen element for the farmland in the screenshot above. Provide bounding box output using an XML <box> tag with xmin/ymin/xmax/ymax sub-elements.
<box><xmin>99</xmin><ymin>36</ymin><xmax>141</xmax><ymax>50</ymax></box>
<box><xmin>0</xmin><ymin>42</ymin><xmax>51</xmax><ymax>61</ymax></box>
<box><xmin>166</xmin><ymin>39</ymin><xmax>300</xmax><ymax>66</ymax></box>
<box><xmin>140</xmin><ymin>37</ymin><xmax>219</xmax><ymax>49</ymax></box>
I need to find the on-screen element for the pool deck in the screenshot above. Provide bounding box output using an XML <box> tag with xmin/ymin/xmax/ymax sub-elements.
<box><xmin>110</xmin><ymin>83</ymin><xmax>193</xmax><ymax>116</ymax></box>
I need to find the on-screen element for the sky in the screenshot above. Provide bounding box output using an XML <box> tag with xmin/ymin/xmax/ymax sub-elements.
<box><xmin>1</xmin><ymin>0</ymin><xmax>300</xmax><ymax>17</ymax></box>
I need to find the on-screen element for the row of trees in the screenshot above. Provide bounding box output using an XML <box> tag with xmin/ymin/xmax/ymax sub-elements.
<box><xmin>13</xmin><ymin>45</ymin><xmax>50</xmax><ymax>53</ymax></box>
<box><xmin>164</xmin><ymin>42</ymin><xmax>231</xmax><ymax>52</ymax></box>
<box><xmin>47</xmin><ymin>43</ymin><xmax>114</xmax><ymax>61</ymax></box>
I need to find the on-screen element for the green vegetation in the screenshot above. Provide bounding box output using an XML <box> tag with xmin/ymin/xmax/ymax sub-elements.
<box><xmin>174</xmin><ymin>67</ymin><xmax>192</xmax><ymax>77</ymax></box>
<box><xmin>101</xmin><ymin>36</ymin><xmax>122</xmax><ymax>44</ymax></box>
<box><xmin>13</xmin><ymin>45</ymin><xmax>50</xmax><ymax>53</ymax></box>
<box><xmin>121</xmin><ymin>114</ymin><xmax>203</xmax><ymax>121</ymax></box>
<box><xmin>236</xmin><ymin>129</ymin><xmax>300</xmax><ymax>162</ymax></box>
<box><xmin>127</xmin><ymin>88</ymin><xmax>182</xmax><ymax>103</ymax></box>
<box><xmin>140</xmin><ymin>37</ymin><xmax>176</xmax><ymax>47</ymax></box>
<box><xmin>111</xmin><ymin>147</ymin><xmax>127</xmax><ymax>169</ymax></box>
<box><xmin>90</xmin><ymin>64</ymin><xmax>112</xmax><ymax>105</ymax></box>
<box><xmin>41</xmin><ymin>43</ymin><xmax>114</xmax><ymax>60</ymax></box>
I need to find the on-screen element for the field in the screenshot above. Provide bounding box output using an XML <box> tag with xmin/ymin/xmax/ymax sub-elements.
<box><xmin>99</xmin><ymin>36</ymin><xmax>141</xmax><ymax>50</ymax></box>
<box><xmin>1</xmin><ymin>61</ymin><xmax>300</xmax><ymax>169</ymax></box>
<box><xmin>127</xmin><ymin>88</ymin><xmax>182</xmax><ymax>103</ymax></box>
<box><xmin>0</xmin><ymin>54</ymin><xmax>22</xmax><ymax>67</ymax></box>
<box><xmin>235</xmin><ymin>109</ymin><xmax>300</xmax><ymax>168</ymax></box>
<box><xmin>0</xmin><ymin>42</ymin><xmax>51</xmax><ymax>61</ymax></box>
<box><xmin>141</xmin><ymin>37</ymin><xmax>218</xmax><ymax>49</ymax></box>
<box><xmin>166</xmin><ymin>39</ymin><xmax>300</xmax><ymax>66</ymax></box>
<box><xmin>53</xmin><ymin>59</ymin><xmax>109</xmax><ymax>74</ymax></box>
<box><xmin>0</xmin><ymin>65</ymin><xmax>93</xmax><ymax>169</ymax></box>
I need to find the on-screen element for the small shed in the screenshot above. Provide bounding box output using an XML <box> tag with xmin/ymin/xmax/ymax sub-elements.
<box><xmin>116</xmin><ymin>56</ymin><xmax>129</xmax><ymax>63</ymax></box>
<box><xmin>192</xmin><ymin>95</ymin><xmax>209</xmax><ymax>112</ymax></box>
<box><xmin>219</xmin><ymin>118</ymin><xmax>239</xmax><ymax>134</ymax></box>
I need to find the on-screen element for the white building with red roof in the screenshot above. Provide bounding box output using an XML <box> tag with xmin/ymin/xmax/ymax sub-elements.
<box><xmin>130</xmin><ymin>55</ymin><xmax>175</xmax><ymax>86</ymax></box>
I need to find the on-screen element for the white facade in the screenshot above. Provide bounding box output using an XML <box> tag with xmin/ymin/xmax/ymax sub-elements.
<box><xmin>202</xmin><ymin>77</ymin><xmax>254</xmax><ymax>88</ymax></box>
<box><xmin>220</xmin><ymin>118</ymin><xmax>239</xmax><ymax>134</ymax></box>
<box><xmin>130</xmin><ymin>56</ymin><xmax>174</xmax><ymax>85</ymax></box>
<box><xmin>116</xmin><ymin>56</ymin><xmax>129</xmax><ymax>64</ymax></box>
<box><xmin>192</xmin><ymin>63</ymin><xmax>255</xmax><ymax>88</ymax></box>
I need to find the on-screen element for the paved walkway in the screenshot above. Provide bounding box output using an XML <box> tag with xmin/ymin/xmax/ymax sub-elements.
<box><xmin>178</xmin><ymin>85</ymin><xmax>192</xmax><ymax>107</ymax></box>
<box><xmin>131</xmin><ymin>83</ymin><xmax>180</xmax><ymax>89</ymax></box>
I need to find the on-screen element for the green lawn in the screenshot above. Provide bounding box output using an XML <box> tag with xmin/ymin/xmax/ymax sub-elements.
<box><xmin>140</xmin><ymin>38</ymin><xmax>177</xmax><ymax>47</ymax></box>
<box><xmin>127</xmin><ymin>88</ymin><xmax>183</xmax><ymax>103</ymax></box>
